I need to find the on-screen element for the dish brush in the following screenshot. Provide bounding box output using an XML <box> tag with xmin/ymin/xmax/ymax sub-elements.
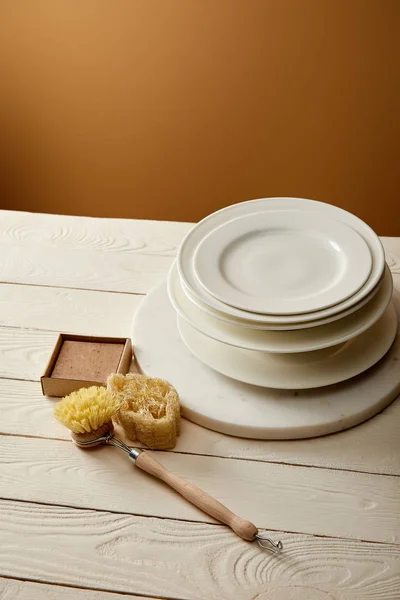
<box><xmin>54</xmin><ymin>385</ymin><xmax>282</xmax><ymax>552</ymax></box>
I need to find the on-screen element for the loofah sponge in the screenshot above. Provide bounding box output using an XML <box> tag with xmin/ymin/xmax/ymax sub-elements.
<box><xmin>107</xmin><ymin>373</ymin><xmax>180</xmax><ymax>449</ymax></box>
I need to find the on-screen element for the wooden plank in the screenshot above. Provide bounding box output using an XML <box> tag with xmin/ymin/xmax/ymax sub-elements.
<box><xmin>0</xmin><ymin>209</ymin><xmax>397</xmax><ymax>294</ymax></box>
<box><xmin>2</xmin><ymin>274</ymin><xmax>400</xmax><ymax>383</ymax></box>
<box><xmin>0</xmin><ymin>244</ymin><xmax>173</xmax><ymax>294</ymax></box>
<box><xmin>3</xmin><ymin>273</ymin><xmax>399</xmax><ymax>339</ymax></box>
<box><xmin>0</xmin><ymin>209</ymin><xmax>193</xmax><ymax>256</ymax></box>
<box><xmin>0</xmin><ymin>240</ymin><xmax>398</xmax><ymax>296</ymax></box>
<box><xmin>0</xmin><ymin>284</ymin><xmax>142</xmax><ymax>337</ymax></box>
<box><xmin>1</xmin><ymin>499</ymin><xmax>399</xmax><ymax>600</ymax></box>
<box><xmin>0</xmin><ymin>210</ymin><xmax>397</xmax><ymax>269</ymax></box>
<box><xmin>0</xmin><ymin>250</ymin><xmax>398</xmax><ymax>339</ymax></box>
<box><xmin>0</xmin><ymin>578</ymin><xmax>155</xmax><ymax>600</ymax></box>
<box><xmin>0</xmin><ymin>327</ymin><xmax>58</xmax><ymax>381</ymax></box>
<box><xmin>0</xmin><ymin>380</ymin><xmax>67</xmax><ymax>439</ymax></box>
<box><xmin>2</xmin><ymin>378</ymin><xmax>400</xmax><ymax>477</ymax></box>
<box><xmin>0</xmin><ymin>210</ymin><xmax>188</xmax><ymax>294</ymax></box>
<box><xmin>0</xmin><ymin>278</ymin><xmax>399</xmax><ymax>478</ymax></box>
<box><xmin>0</xmin><ymin>435</ymin><xmax>399</xmax><ymax>543</ymax></box>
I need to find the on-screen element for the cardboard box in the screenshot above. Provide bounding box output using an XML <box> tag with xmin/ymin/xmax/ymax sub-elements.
<box><xmin>41</xmin><ymin>333</ymin><xmax>132</xmax><ymax>397</ymax></box>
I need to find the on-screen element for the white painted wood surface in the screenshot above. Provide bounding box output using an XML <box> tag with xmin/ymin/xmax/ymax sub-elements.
<box><xmin>0</xmin><ymin>578</ymin><xmax>154</xmax><ymax>600</ymax></box>
<box><xmin>2</xmin><ymin>378</ymin><xmax>400</xmax><ymax>475</ymax></box>
<box><xmin>1</xmin><ymin>435</ymin><xmax>399</xmax><ymax>543</ymax></box>
<box><xmin>0</xmin><ymin>284</ymin><xmax>140</xmax><ymax>336</ymax></box>
<box><xmin>1</xmin><ymin>500</ymin><xmax>399</xmax><ymax>600</ymax></box>
<box><xmin>0</xmin><ymin>209</ymin><xmax>399</xmax><ymax>599</ymax></box>
<box><xmin>0</xmin><ymin>210</ymin><xmax>192</xmax><ymax>293</ymax></box>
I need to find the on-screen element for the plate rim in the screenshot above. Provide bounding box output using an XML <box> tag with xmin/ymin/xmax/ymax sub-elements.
<box><xmin>132</xmin><ymin>282</ymin><xmax>400</xmax><ymax>439</ymax></box>
<box><xmin>168</xmin><ymin>262</ymin><xmax>393</xmax><ymax>353</ymax></box>
<box><xmin>178</xmin><ymin>197</ymin><xmax>385</xmax><ymax>322</ymax></box>
<box><xmin>177</xmin><ymin>303</ymin><xmax>397</xmax><ymax>389</ymax></box>
<box><xmin>180</xmin><ymin>265</ymin><xmax>385</xmax><ymax>330</ymax></box>
<box><xmin>193</xmin><ymin>209</ymin><xmax>373</xmax><ymax>315</ymax></box>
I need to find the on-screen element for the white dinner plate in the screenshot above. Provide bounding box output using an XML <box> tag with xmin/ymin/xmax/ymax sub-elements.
<box><xmin>193</xmin><ymin>210</ymin><xmax>372</xmax><ymax>315</ymax></box>
<box><xmin>177</xmin><ymin>197</ymin><xmax>385</xmax><ymax>323</ymax></box>
<box><xmin>177</xmin><ymin>303</ymin><xmax>397</xmax><ymax>389</ymax></box>
<box><xmin>168</xmin><ymin>262</ymin><xmax>392</xmax><ymax>352</ymax></box>
<box><xmin>180</xmin><ymin>264</ymin><xmax>385</xmax><ymax>330</ymax></box>
<box><xmin>134</xmin><ymin>282</ymin><xmax>400</xmax><ymax>439</ymax></box>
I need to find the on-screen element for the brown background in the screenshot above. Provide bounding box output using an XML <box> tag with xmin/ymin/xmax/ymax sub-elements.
<box><xmin>0</xmin><ymin>0</ymin><xmax>399</xmax><ymax>233</ymax></box>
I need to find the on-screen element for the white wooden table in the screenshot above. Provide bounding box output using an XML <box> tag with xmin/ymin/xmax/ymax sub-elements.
<box><xmin>0</xmin><ymin>209</ymin><xmax>399</xmax><ymax>600</ymax></box>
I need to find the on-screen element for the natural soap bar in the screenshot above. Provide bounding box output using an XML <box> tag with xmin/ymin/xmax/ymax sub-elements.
<box><xmin>51</xmin><ymin>340</ymin><xmax>124</xmax><ymax>382</ymax></box>
<box><xmin>41</xmin><ymin>334</ymin><xmax>132</xmax><ymax>397</ymax></box>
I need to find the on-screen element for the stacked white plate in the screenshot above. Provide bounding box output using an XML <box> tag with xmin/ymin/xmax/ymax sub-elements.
<box><xmin>168</xmin><ymin>197</ymin><xmax>396</xmax><ymax>390</ymax></box>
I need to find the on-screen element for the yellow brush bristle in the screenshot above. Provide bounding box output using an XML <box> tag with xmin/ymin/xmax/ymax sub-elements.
<box><xmin>54</xmin><ymin>386</ymin><xmax>121</xmax><ymax>434</ymax></box>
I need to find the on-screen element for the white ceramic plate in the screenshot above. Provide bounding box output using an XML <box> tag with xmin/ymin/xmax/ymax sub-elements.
<box><xmin>177</xmin><ymin>303</ymin><xmax>397</xmax><ymax>389</ymax></box>
<box><xmin>134</xmin><ymin>282</ymin><xmax>400</xmax><ymax>439</ymax></box>
<box><xmin>180</xmin><ymin>263</ymin><xmax>385</xmax><ymax>330</ymax></box>
<box><xmin>168</xmin><ymin>262</ymin><xmax>392</xmax><ymax>352</ymax></box>
<box><xmin>178</xmin><ymin>197</ymin><xmax>385</xmax><ymax>323</ymax></box>
<box><xmin>193</xmin><ymin>210</ymin><xmax>372</xmax><ymax>315</ymax></box>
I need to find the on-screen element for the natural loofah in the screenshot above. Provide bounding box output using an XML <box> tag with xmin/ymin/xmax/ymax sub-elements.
<box><xmin>107</xmin><ymin>373</ymin><xmax>180</xmax><ymax>449</ymax></box>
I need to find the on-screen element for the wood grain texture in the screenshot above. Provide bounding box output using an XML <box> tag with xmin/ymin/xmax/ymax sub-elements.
<box><xmin>2</xmin><ymin>211</ymin><xmax>400</xmax><ymax>600</ymax></box>
<box><xmin>1</xmin><ymin>378</ymin><xmax>400</xmax><ymax>477</ymax></box>
<box><xmin>0</xmin><ymin>208</ymin><xmax>396</xmax><ymax>266</ymax></box>
<box><xmin>0</xmin><ymin>284</ymin><xmax>141</xmax><ymax>336</ymax></box>
<box><xmin>0</xmin><ymin>210</ymin><xmax>191</xmax><ymax>293</ymax></box>
<box><xmin>135</xmin><ymin>450</ymin><xmax>259</xmax><ymax>541</ymax></box>
<box><xmin>0</xmin><ymin>249</ymin><xmax>398</xmax><ymax>343</ymax></box>
<box><xmin>0</xmin><ymin>578</ymin><xmax>154</xmax><ymax>600</ymax></box>
<box><xmin>0</xmin><ymin>327</ymin><xmax>58</xmax><ymax>380</ymax></box>
<box><xmin>1</xmin><ymin>499</ymin><xmax>399</xmax><ymax>600</ymax></box>
<box><xmin>1</xmin><ymin>434</ymin><xmax>399</xmax><ymax>543</ymax></box>
<box><xmin>0</xmin><ymin>210</ymin><xmax>192</xmax><ymax>256</ymax></box>
<box><xmin>0</xmin><ymin>379</ymin><xmax>67</xmax><ymax>439</ymax></box>
<box><xmin>0</xmin><ymin>252</ymin><xmax>399</xmax><ymax>386</ymax></box>
<box><xmin>0</xmin><ymin>209</ymin><xmax>397</xmax><ymax>294</ymax></box>
<box><xmin>0</xmin><ymin>244</ymin><xmax>173</xmax><ymax>294</ymax></box>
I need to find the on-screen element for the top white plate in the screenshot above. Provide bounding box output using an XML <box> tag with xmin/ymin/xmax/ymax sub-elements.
<box><xmin>181</xmin><ymin>268</ymin><xmax>385</xmax><ymax>330</ymax></box>
<box><xmin>193</xmin><ymin>210</ymin><xmax>372</xmax><ymax>315</ymax></box>
<box><xmin>178</xmin><ymin>197</ymin><xmax>385</xmax><ymax>323</ymax></box>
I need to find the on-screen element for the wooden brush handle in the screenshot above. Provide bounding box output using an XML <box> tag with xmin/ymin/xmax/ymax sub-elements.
<box><xmin>135</xmin><ymin>451</ymin><xmax>258</xmax><ymax>541</ymax></box>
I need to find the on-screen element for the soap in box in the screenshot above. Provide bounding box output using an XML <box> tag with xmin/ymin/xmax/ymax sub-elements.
<box><xmin>41</xmin><ymin>333</ymin><xmax>132</xmax><ymax>397</ymax></box>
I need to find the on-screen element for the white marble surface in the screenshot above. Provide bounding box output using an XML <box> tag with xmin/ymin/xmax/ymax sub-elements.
<box><xmin>133</xmin><ymin>282</ymin><xmax>400</xmax><ymax>439</ymax></box>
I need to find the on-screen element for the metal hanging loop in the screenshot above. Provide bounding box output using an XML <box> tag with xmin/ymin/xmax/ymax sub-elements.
<box><xmin>255</xmin><ymin>533</ymin><xmax>283</xmax><ymax>553</ymax></box>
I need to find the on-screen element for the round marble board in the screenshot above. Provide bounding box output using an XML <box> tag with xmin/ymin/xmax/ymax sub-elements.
<box><xmin>131</xmin><ymin>281</ymin><xmax>400</xmax><ymax>440</ymax></box>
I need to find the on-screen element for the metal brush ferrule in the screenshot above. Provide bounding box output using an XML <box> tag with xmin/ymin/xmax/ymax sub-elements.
<box><xmin>105</xmin><ymin>434</ymin><xmax>142</xmax><ymax>462</ymax></box>
<box><xmin>128</xmin><ymin>448</ymin><xmax>143</xmax><ymax>463</ymax></box>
